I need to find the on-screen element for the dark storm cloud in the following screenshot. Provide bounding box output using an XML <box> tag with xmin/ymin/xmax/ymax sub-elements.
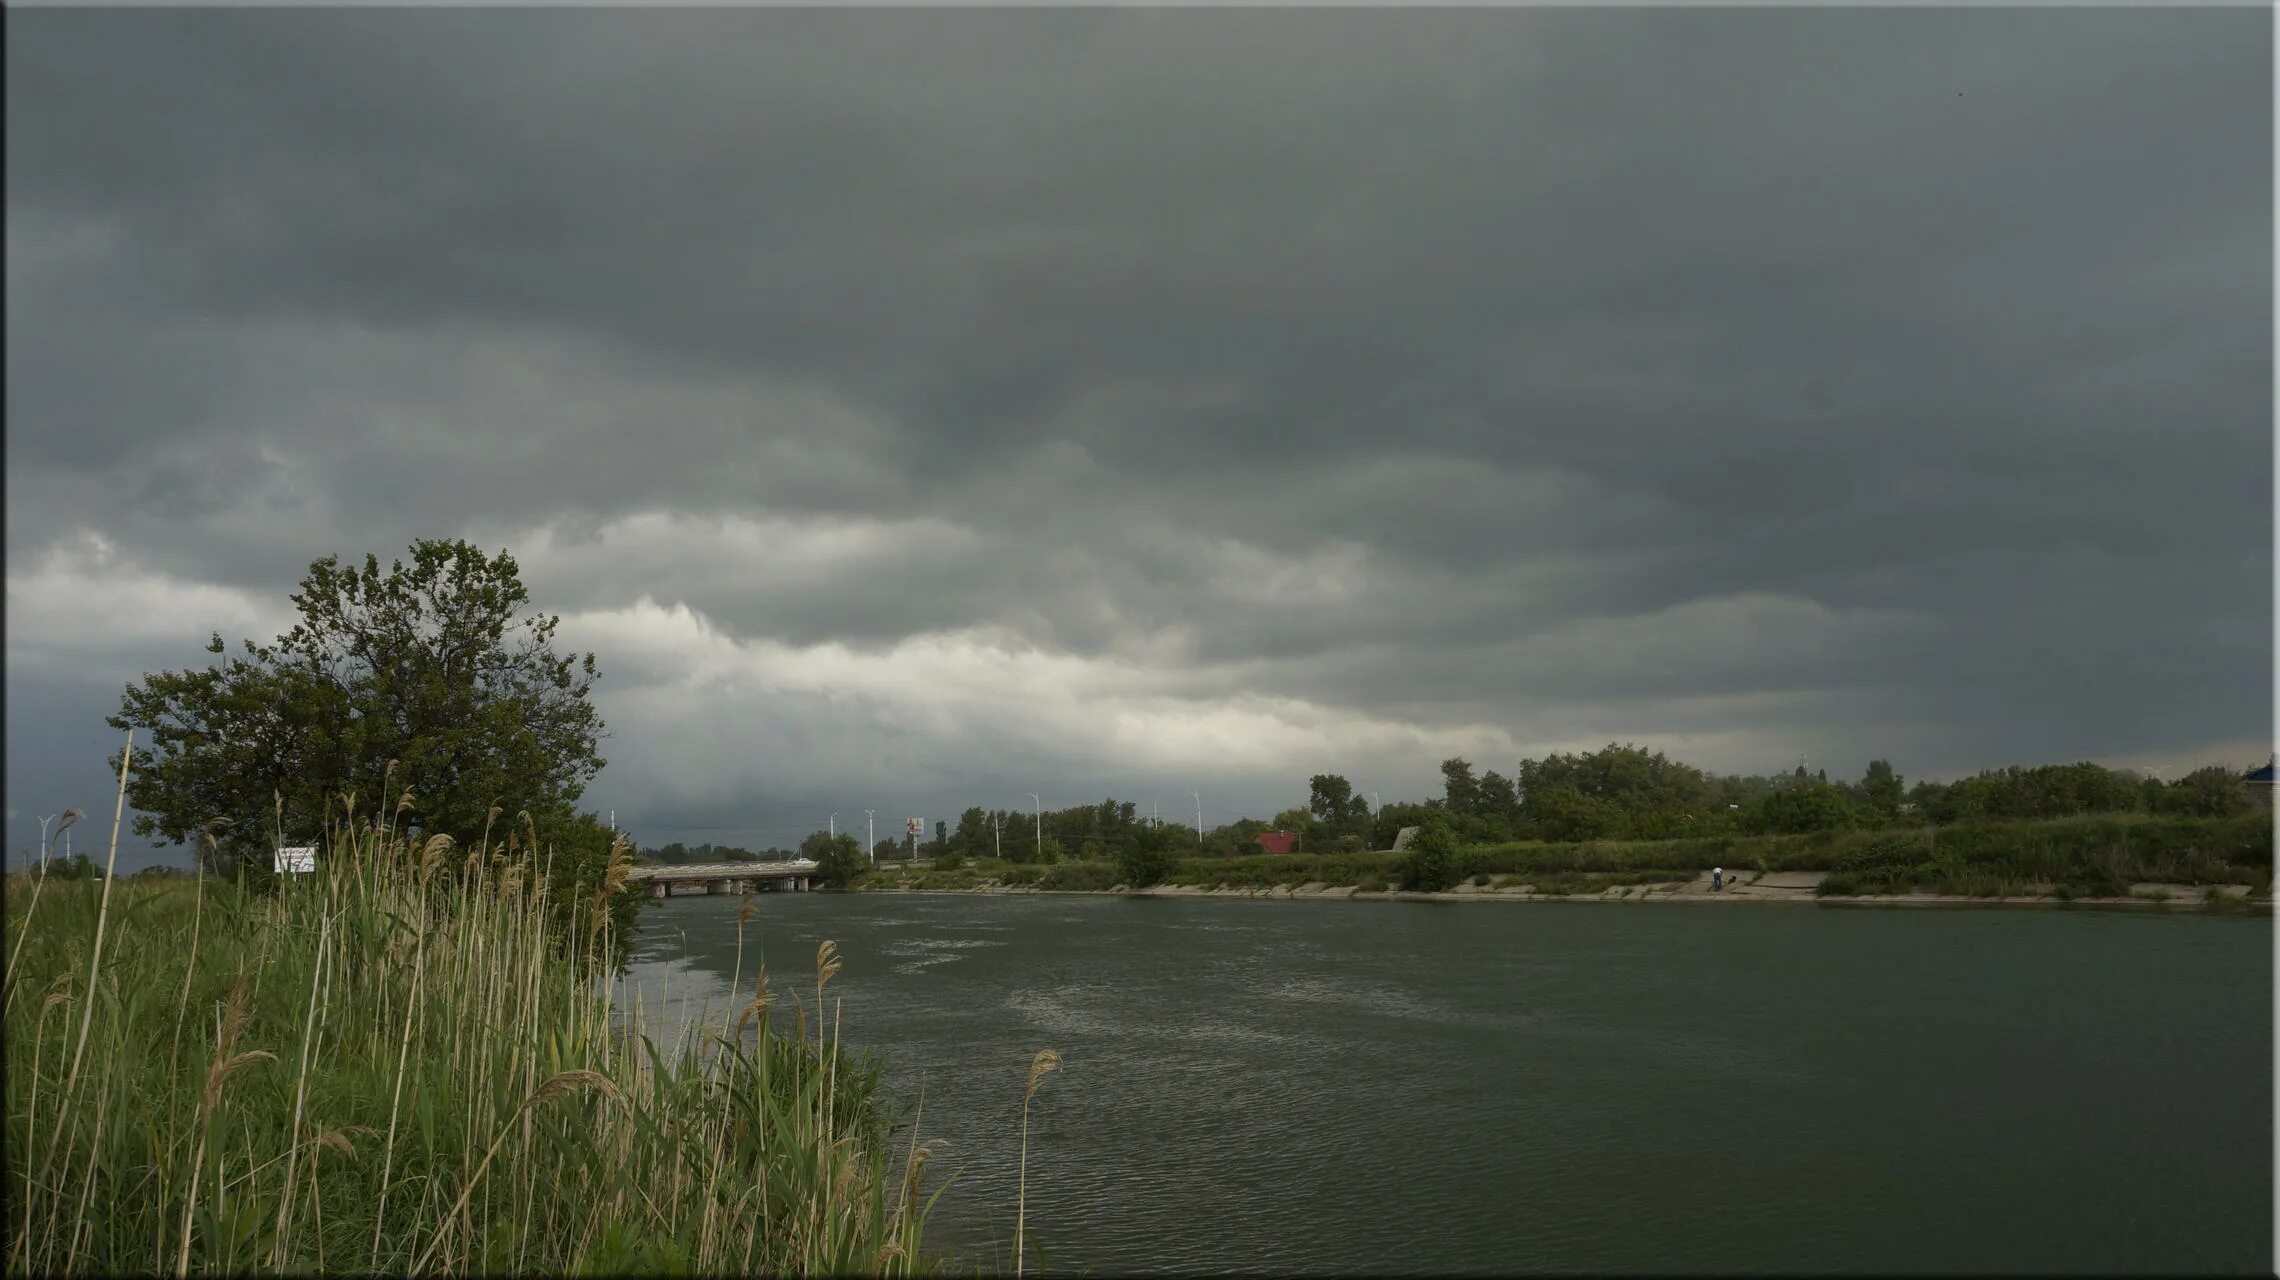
<box><xmin>5</xmin><ymin>8</ymin><xmax>2270</xmax><ymax>857</ymax></box>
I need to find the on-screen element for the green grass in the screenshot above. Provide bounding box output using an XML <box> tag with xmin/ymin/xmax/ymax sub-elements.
<box><xmin>1501</xmin><ymin>870</ymin><xmax>1686</xmax><ymax>897</ymax></box>
<box><xmin>5</xmin><ymin>809</ymin><xmax>957</xmax><ymax>1275</ymax></box>
<box><xmin>1036</xmin><ymin>863</ymin><xmax>1119</xmax><ymax>893</ymax></box>
<box><xmin>1808</xmin><ymin>815</ymin><xmax>2271</xmax><ymax>899</ymax></box>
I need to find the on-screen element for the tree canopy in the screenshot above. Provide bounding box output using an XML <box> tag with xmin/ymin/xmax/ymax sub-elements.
<box><xmin>110</xmin><ymin>539</ymin><xmax>607</xmax><ymax>871</ymax></box>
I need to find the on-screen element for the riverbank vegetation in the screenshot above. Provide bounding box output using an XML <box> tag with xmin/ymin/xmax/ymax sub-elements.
<box><xmin>725</xmin><ymin>745</ymin><xmax>2269</xmax><ymax>886</ymax></box>
<box><xmin>5</xmin><ymin>800</ymin><xmax>938</xmax><ymax>1275</ymax></box>
<box><xmin>858</xmin><ymin>812</ymin><xmax>2271</xmax><ymax>900</ymax></box>
<box><xmin>101</xmin><ymin>539</ymin><xmax>637</xmax><ymax>947</ymax></box>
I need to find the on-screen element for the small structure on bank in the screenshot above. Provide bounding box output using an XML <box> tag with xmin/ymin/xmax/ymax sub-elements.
<box><xmin>1256</xmin><ymin>830</ymin><xmax>1299</xmax><ymax>855</ymax></box>
<box><xmin>1389</xmin><ymin>826</ymin><xmax>1422</xmax><ymax>853</ymax></box>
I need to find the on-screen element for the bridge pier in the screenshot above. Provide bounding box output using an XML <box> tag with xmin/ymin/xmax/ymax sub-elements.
<box><xmin>649</xmin><ymin>881</ymin><xmax>667</xmax><ymax>900</ymax></box>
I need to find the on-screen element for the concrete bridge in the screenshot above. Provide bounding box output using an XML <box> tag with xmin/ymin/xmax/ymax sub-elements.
<box><xmin>626</xmin><ymin>860</ymin><xmax>821</xmax><ymax>898</ymax></box>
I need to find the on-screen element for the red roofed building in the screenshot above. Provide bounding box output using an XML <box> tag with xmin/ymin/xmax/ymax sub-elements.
<box><xmin>1257</xmin><ymin>831</ymin><xmax>1299</xmax><ymax>855</ymax></box>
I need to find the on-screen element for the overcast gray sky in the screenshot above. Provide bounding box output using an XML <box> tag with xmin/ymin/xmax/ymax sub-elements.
<box><xmin>6</xmin><ymin>8</ymin><xmax>2272</xmax><ymax>867</ymax></box>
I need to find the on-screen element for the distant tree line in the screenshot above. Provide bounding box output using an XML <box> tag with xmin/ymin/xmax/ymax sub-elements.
<box><xmin>750</xmin><ymin>745</ymin><xmax>2265</xmax><ymax>887</ymax></box>
<box><xmin>1318</xmin><ymin>746</ymin><xmax>2261</xmax><ymax>849</ymax></box>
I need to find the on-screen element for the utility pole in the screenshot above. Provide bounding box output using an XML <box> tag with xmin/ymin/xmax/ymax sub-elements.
<box><xmin>37</xmin><ymin>814</ymin><xmax>55</xmax><ymax>870</ymax></box>
<box><xmin>865</xmin><ymin>811</ymin><xmax>876</xmax><ymax>866</ymax></box>
<box><xmin>1028</xmin><ymin>793</ymin><xmax>1041</xmax><ymax>860</ymax></box>
<box><xmin>993</xmin><ymin>811</ymin><xmax>1002</xmax><ymax>859</ymax></box>
<box><xmin>829</xmin><ymin>812</ymin><xmax>837</xmax><ymax>840</ymax></box>
<box><xmin>1151</xmin><ymin>796</ymin><xmax>1159</xmax><ymax>828</ymax></box>
<box><xmin>1192</xmin><ymin>791</ymin><xmax>1202</xmax><ymax>843</ymax></box>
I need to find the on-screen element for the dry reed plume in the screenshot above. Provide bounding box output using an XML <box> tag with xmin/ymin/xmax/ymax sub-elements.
<box><xmin>5</xmin><ymin>767</ymin><xmax>955</xmax><ymax>1276</ymax></box>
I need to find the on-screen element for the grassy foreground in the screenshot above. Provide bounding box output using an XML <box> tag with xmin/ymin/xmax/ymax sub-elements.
<box><xmin>5</xmin><ymin>816</ymin><xmax>943</xmax><ymax>1276</ymax></box>
<box><xmin>867</xmin><ymin>813</ymin><xmax>2274</xmax><ymax>900</ymax></box>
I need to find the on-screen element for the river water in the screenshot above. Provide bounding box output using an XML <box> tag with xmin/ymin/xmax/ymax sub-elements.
<box><xmin>621</xmin><ymin>891</ymin><xmax>2273</xmax><ymax>1275</ymax></box>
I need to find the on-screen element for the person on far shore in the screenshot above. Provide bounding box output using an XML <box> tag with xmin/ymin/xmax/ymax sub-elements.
<box><xmin>1712</xmin><ymin>866</ymin><xmax>1724</xmax><ymax>892</ymax></box>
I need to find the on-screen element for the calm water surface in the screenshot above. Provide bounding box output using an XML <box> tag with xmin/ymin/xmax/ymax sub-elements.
<box><xmin>622</xmin><ymin>893</ymin><xmax>2272</xmax><ymax>1275</ymax></box>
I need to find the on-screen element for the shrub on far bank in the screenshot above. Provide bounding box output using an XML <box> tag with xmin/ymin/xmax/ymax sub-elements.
<box><xmin>1039</xmin><ymin>861</ymin><xmax>1119</xmax><ymax>892</ymax></box>
<box><xmin>804</xmin><ymin>831</ymin><xmax>868</xmax><ymax>888</ymax></box>
<box><xmin>1398</xmin><ymin>819</ymin><xmax>1462</xmax><ymax>893</ymax></box>
<box><xmin>1115</xmin><ymin>826</ymin><xmax>1179</xmax><ymax>888</ymax></box>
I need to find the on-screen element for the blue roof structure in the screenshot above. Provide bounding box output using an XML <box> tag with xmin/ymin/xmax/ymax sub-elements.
<box><xmin>2246</xmin><ymin>758</ymin><xmax>2276</xmax><ymax>784</ymax></box>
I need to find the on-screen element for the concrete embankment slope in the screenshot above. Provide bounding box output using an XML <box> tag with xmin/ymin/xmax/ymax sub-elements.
<box><xmin>1135</xmin><ymin>870</ymin><xmax>2268</xmax><ymax>911</ymax></box>
<box><xmin>874</xmin><ymin>870</ymin><xmax>2270</xmax><ymax>912</ymax></box>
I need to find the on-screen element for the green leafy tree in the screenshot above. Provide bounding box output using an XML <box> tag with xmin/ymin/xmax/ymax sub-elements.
<box><xmin>1475</xmin><ymin>770</ymin><xmax>1519</xmax><ymax>819</ymax></box>
<box><xmin>803</xmin><ymin>830</ymin><xmax>866</xmax><ymax>887</ymax></box>
<box><xmin>1197</xmin><ymin>818</ymin><xmax>1268</xmax><ymax>858</ymax></box>
<box><xmin>2162</xmin><ymin>765</ymin><xmax>2253</xmax><ymax>818</ymax></box>
<box><xmin>1748</xmin><ymin>782</ymin><xmax>1864</xmax><ymax>834</ymax></box>
<box><xmin>1518</xmin><ymin>744</ymin><xmax>1710</xmax><ymax>830</ymax></box>
<box><xmin>1398</xmin><ymin>816</ymin><xmax>1462</xmax><ymax>892</ymax></box>
<box><xmin>952</xmin><ymin>806</ymin><xmax>988</xmax><ymax>858</ymax></box>
<box><xmin>1306</xmin><ymin>773</ymin><xmax>1373</xmax><ymax>844</ymax></box>
<box><xmin>1116</xmin><ymin>824</ymin><xmax>1179</xmax><ymax>888</ymax></box>
<box><xmin>108</xmin><ymin>540</ymin><xmax>605</xmax><ymax>873</ymax></box>
<box><xmin>1439</xmin><ymin>758</ymin><xmax>1481</xmax><ymax>815</ymax></box>
<box><xmin>1523</xmin><ymin>785</ymin><xmax>1629</xmax><ymax>842</ymax></box>
<box><xmin>1308</xmin><ymin>774</ymin><xmax>1356</xmax><ymax>826</ymax></box>
<box><xmin>1858</xmin><ymin>760</ymin><xmax>1905</xmax><ymax>815</ymax></box>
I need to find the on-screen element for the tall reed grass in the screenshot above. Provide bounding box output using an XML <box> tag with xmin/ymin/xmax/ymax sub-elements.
<box><xmin>6</xmin><ymin>767</ymin><xmax>948</xmax><ymax>1274</ymax></box>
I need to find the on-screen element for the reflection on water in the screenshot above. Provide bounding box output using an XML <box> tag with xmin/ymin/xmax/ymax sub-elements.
<box><xmin>620</xmin><ymin>893</ymin><xmax>2272</xmax><ymax>1275</ymax></box>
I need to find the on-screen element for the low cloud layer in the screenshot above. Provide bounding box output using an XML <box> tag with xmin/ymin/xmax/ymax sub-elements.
<box><xmin>7</xmin><ymin>9</ymin><xmax>2271</xmax><ymax>865</ymax></box>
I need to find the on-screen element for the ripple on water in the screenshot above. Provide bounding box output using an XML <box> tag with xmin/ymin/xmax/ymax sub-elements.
<box><xmin>876</xmin><ymin>935</ymin><xmax>1009</xmax><ymax>975</ymax></box>
<box><xmin>1005</xmin><ymin>983</ymin><xmax>1137</xmax><ymax>1041</ymax></box>
<box><xmin>634</xmin><ymin>890</ymin><xmax>2275</xmax><ymax>1277</ymax></box>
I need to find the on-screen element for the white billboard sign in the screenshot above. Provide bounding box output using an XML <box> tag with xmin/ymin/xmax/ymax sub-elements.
<box><xmin>906</xmin><ymin>818</ymin><xmax>923</xmax><ymax>837</ymax></box>
<box><xmin>274</xmin><ymin>845</ymin><xmax>317</xmax><ymax>875</ymax></box>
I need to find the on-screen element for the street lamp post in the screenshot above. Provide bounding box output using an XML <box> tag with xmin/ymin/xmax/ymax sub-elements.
<box><xmin>829</xmin><ymin>813</ymin><xmax>837</xmax><ymax>840</ymax></box>
<box><xmin>865</xmin><ymin>811</ymin><xmax>876</xmax><ymax>866</ymax></box>
<box><xmin>1192</xmin><ymin>791</ymin><xmax>1203</xmax><ymax>844</ymax></box>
